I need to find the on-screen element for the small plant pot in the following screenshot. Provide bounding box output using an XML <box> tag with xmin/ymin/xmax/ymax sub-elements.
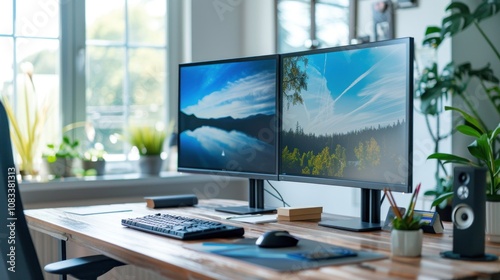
<box><xmin>391</xmin><ymin>229</ymin><xmax>423</xmax><ymax>257</ymax></box>
<box><xmin>45</xmin><ymin>158</ymin><xmax>74</xmax><ymax>177</ymax></box>
<box><xmin>138</xmin><ymin>155</ymin><xmax>163</xmax><ymax>175</ymax></box>
<box><xmin>82</xmin><ymin>159</ymin><xmax>106</xmax><ymax>176</ymax></box>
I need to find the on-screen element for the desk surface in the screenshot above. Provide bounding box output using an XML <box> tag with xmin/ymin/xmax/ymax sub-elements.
<box><xmin>25</xmin><ymin>199</ymin><xmax>500</xmax><ymax>280</ymax></box>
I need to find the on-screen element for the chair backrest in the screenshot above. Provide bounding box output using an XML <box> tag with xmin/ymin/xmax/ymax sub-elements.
<box><xmin>0</xmin><ymin>101</ymin><xmax>44</xmax><ymax>279</ymax></box>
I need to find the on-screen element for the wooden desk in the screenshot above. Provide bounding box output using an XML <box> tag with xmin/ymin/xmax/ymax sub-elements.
<box><xmin>25</xmin><ymin>199</ymin><xmax>500</xmax><ymax>280</ymax></box>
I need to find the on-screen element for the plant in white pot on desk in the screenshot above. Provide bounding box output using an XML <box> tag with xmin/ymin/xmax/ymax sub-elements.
<box><xmin>385</xmin><ymin>184</ymin><xmax>423</xmax><ymax>257</ymax></box>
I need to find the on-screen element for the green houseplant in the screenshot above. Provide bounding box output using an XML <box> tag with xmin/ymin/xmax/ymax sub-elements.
<box><xmin>82</xmin><ymin>145</ymin><xmax>107</xmax><ymax>176</ymax></box>
<box><xmin>424</xmin><ymin>0</ymin><xmax>500</xmax><ymax>242</ymax></box>
<box><xmin>129</xmin><ymin>124</ymin><xmax>167</xmax><ymax>156</ymax></box>
<box><xmin>44</xmin><ymin>136</ymin><xmax>80</xmax><ymax>178</ymax></box>
<box><xmin>429</xmin><ymin>107</ymin><xmax>500</xmax><ymax>199</ymax></box>
<box><xmin>66</xmin><ymin>121</ymin><xmax>108</xmax><ymax>176</ymax></box>
<box><xmin>1</xmin><ymin>62</ymin><xmax>50</xmax><ymax>180</ymax></box>
<box><xmin>429</xmin><ymin>107</ymin><xmax>500</xmax><ymax>242</ymax></box>
<box><xmin>416</xmin><ymin>0</ymin><xmax>500</xmax><ymax>218</ymax></box>
<box><xmin>128</xmin><ymin>121</ymin><xmax>174</xmax><ymax>175</ymax></box>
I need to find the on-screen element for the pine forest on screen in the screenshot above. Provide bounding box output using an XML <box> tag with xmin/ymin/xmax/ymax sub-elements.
<box><xmin>281</xmin><ymin>44</ymin><xmax>408</xmax><ymax>184</ymax></box>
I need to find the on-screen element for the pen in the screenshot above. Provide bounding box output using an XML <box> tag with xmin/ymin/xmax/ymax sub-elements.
<box><xmin>224</xmin><ymin>214</ymin><xmax>262</xmax><ymax>220</ymax></box>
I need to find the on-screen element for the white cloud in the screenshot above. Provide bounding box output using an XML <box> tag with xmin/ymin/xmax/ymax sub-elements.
<box><xmin>184</xmin><ymin>72</ymin><xmax>275</xmax><ymax>119</ymax></box>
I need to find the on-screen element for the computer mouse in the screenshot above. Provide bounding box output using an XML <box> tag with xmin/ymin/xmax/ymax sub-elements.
<box><xmin>255</xmin><ymin>230</ymin><xmax>299</xmax><ymax>248</ymax></box>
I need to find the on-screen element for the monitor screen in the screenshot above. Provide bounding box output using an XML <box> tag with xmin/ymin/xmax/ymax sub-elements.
<box><xmin>178</xmin><ymin>55</ymin><xmax>279</xmax><ymax>180</ymax></box>
<box><xmin>279</xmin><ymin>38</ymin><xmax>413</xmax><ymax>193</ymax></box>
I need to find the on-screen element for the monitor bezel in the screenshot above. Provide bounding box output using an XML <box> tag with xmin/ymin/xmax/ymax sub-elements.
<box><xmin>177</xmin><ymin>54</ymin><xmax>280</xmax><ymax>181</ymax></box>
<box><xmin>278</xmin><ymin>38</ymin><xmax>414</xmax><ymax>193</ymax></box>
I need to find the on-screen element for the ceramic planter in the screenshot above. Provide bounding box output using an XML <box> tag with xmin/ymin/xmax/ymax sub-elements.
<box><xmin>45</xmin><ymin>158</ymin><xmax>74</xmax><ymax>177</ymax></box>
<box><xmin>82</xmin><ymin>159</ymin><xmax>106</xmax><ymax>176</ymax></box>
<box><xmin>390</xmin><ymin>229</ymin><xmax>423</xmax><ymax>257</ymax></box>
<box><xmin>486</xmin><ymin>200</ymin><xmax>500</xmax><ymax>243</ymax></box>
<box><xmin>139</xmin><ymin>155</ymin><xmax>163</xmax><ymax>175</ymax></box>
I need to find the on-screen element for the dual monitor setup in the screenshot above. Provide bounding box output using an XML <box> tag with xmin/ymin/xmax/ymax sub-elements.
<box><xmin>177</xmin><ymin>37</ymin><xmax>414</xmax><ymax>232</ymax></box>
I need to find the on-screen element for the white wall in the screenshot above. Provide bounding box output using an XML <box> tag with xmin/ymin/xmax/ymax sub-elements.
<box><xmin>451</xmin><ymin>0</ymin><xmax>500</xmax><ymax>159</ymax></box>
<box><xmin>189</xmin><ymin>0</ymin><xmax>275</xmax><ymax>62</ymax></box>
<box><xmin>187</xmin><ymin>0</ymin><xmax>453</xmax><ymax>219</ymax></box>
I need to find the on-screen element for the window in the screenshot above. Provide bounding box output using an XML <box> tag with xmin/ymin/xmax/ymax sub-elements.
<box><xmin>1</xmin><ymin>0</ymin><xmax>169</xmax><ymax>172</ymax></box>
<box><xmin>277</xmin><ymin>0</ymin><xmax>356</xmax><ymax>53</ymax></box>
<box><xmin>0</xmin><ymin>0</ymin><xmax>61</xmax><ymax>152</ymax></box>
<box><xmin>84</xmin><ymin>0</ymin><xmax>168</xmax><ymax>158</ymax></box>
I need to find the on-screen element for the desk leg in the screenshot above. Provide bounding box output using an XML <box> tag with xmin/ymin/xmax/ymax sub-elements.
<box><xmin>59</xmin><ymin>240</ymin><xmax>67</xmax><ymax>280</ymax></box>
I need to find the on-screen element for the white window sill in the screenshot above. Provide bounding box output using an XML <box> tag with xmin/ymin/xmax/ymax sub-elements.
<box><xmin>20</xmin><ymin>172</ymin><xmax>247</xmax><ymax>208</ymax></box>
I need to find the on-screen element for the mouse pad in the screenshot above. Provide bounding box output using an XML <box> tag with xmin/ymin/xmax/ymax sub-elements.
<box><xmin>185</xmin><ymin>238</ymin><xmax>386</xmax><ymax>272</ymax></box>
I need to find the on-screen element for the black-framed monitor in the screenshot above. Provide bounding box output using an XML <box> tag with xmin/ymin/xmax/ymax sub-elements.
<box><xmin>279</xmin><ymin>37</ymin><xmax>414</xmax><ymax>231</ymax></box>
<box><xmin>178</xmin><ymin>54</ymin><xmax>279</xmax><ymax>214</ymax></box>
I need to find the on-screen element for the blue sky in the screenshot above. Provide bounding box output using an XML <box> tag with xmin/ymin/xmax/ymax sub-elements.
<box><xmin>180</xmin><ymin>58</ymin><xmax>277</xmax><ymax>119</ymax></box>
<box><xmin>282</xmin><ymin>43</ymin><xmax>409</xmax><ymax>135</ymax></box>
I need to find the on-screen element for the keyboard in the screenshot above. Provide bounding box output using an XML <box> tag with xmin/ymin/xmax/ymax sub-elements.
<box><xmin>121</xmin><ymin>213</ymin><xmax>245</xmax><ymax>240</ymax></box>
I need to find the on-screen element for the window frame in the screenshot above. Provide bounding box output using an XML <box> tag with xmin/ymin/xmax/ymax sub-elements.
<box><xmin>276</xmin><ymin>0</ymin><xmax>357</xmax><ymax>52</ymax></box>
<box><xmin>3</xmin><ymin>0</ymin><xmax>184</xmax><ymax>177</ymax></box>
<box><xmin>60</xmin><ymin>0</ymin><xmax>180</xmax><ymax>164</ymax></box>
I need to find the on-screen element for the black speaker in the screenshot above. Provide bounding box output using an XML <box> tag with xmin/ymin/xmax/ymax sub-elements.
<box><xmin>441</xmin><ymin>166</ymin><xmax>497</xmax><ymax>261</ymax></box>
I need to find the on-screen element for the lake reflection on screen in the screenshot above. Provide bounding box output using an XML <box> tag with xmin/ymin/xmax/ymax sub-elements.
<box><xmin>179</xmin><ymin>126</ymin><xmax>276</xmax><ymax>174</ymax></box>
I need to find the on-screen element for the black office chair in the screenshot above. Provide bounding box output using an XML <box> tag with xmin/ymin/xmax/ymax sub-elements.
<box><xmin>0</xmin><ymin>101</ymin><xmax>125</xmax><ymax>280</ymax></box>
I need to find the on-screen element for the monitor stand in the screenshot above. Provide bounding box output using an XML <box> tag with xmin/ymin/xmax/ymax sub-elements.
<box><xmin>319</xmin><ymin>189</ymin><xmax>381</xmax><ymax>232</ymax></box>
<box><xmin>215</xmin><ymin>178</ymin><xmax>276</xmax><ymax>215</ymax></box>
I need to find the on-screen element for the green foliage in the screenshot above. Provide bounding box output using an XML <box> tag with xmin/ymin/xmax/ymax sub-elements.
<box><xmin>418</xmin><ymin>0</ymin><xmax>500</xmax><ymax>205</ymax></box>
<box><xmin>423</xmin><ymin>177</ymin><xmax>453</xmax><ymax>209</ymax></box>
<box><xmin>282</xmin><ymin>145</ymin><xmax>347</xmax><ymax>177</ymax></box>
<box><xmin>423</xmin><ymin>0</ymin><xmax>500</xmax><ymax>51</ymax></box>
<box><xmin>281</xmin><ymin>120</ymin><xmax>405</xmax><ymax>183</ymax></box>
<box><xmin>83</xmin><ymin>147</ymin><xmax>106</xmax><ymax>161</ymax></box>
<box><xmin>392</xmin><ymin>214</ymin><xmax>422</xmax><ymax>231</ymax></box>
<box><xmin>354</xmin><ymin>138</ymin><xmax>381</xmax><ymax>171</ymax></box>
<box><xmin>128</xmin><ymin>121</ymin><xmax>174</xmax><ymax>156</ymax></box>
<box><xmin>428</xmin><ymin>107</ymin><xmax>500</xmax><ymax>198</ymax></box>
<box><xmin>282</xmin><ymin>56</ymin><xmax>309</xmax><ymax>109</ymax></box>
<box><xmin>44</xmin><ymin>136</ymin><xmax>80</xmax><ymax>163</ymax></box>
<box><xmin>129</xmin><ymin>125</ymin><xmax>166</xmax><ymax>156</ymax></box>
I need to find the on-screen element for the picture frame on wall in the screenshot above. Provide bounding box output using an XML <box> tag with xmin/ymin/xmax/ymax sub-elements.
<box><xmin>372</xmin><ymin>0</ymin><xmax>394</xmax><ymax>41</ymax></box>
<box><xmin>397</xmin><ymin>0</ymin><xmax>418</xmax><ymax>9</ymax></box>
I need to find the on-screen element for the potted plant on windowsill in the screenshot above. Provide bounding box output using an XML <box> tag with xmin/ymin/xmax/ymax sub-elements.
<box><xmin>385</xmin><ymin>184</ymin><xmax>424</xmax><ymax>257</ymax></box>
<box><xmin>1</xmin><ymin>62</ymin><xmax>50</xmax><ymax>181</ymax></box>
<box><xmin>43</xmin><ymin>136</ymin><xmax>80</xmax><ymax>178</ymax></box>
<box><xmin>82</xmin><ymin>145</ymin><xmax>107</xmax><ymax>176</ymax></box>
<box><xmin>128</xmin><ymin>121</ymin><xmax>174</xmax><ymax>175</ymax></box>
<box><xmin>61</xmin><ymin>121</ymin><xmax>108</xmax><ymax>176</ymax></box>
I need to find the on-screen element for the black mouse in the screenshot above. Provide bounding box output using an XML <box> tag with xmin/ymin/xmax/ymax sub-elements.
<box><xmin>255</xmin><ymin>230</ymin><xmax>299</xmax><ymax>248</ymax></box>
